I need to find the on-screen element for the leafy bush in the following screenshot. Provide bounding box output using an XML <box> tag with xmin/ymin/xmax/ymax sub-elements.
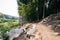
<box><xmin>0</xmin><ymin>26</ymin><xmax>10</xmax><ymax>40</ymax></box>
<box><xmin>0</xmin><ymin>20</ymin><xmax>19</xmax><ymax>40</ymax></box>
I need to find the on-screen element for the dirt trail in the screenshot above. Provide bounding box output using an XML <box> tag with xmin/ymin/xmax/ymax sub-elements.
<box><xmin>28</xmin><ymin>23</ymin><xmax>60</xmax><ymax>40</ymax></box>
<box><xmin>11</xmin><ymin>23</ymin><xmax>60</xmax><ymax>40</ymax></box>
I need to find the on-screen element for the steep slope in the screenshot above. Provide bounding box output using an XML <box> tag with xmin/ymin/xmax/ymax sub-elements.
<box><xmin>9</xmin><ymin>23</ymin><xmax>60</xmax><ymax>40</ymax></box>
<box><xmin>41</xmin><ymin>13</ymin><xmax>60</xmax><ymax>34</ymax></box>
<box><xmin>9</xmin><ymin>13</ymin><xmax>60</xmax><ymax>40</ymax></box>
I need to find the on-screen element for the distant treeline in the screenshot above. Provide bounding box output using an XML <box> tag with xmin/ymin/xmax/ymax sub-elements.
<box><xmin>17</xmin><ymin>0</ymin><xmax>60</xmax><ymax>22</ymax></box>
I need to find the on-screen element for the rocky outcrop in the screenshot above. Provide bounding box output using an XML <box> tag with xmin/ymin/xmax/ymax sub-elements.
<box><xmin>41</xmin><ymin>13</ymin><xmax>60</xmax><ymax>34</ymax></box>
<box><xmin>8</xmin><ymin>23</ymin><xmax>33</xmax><ymax>40</ymax></box>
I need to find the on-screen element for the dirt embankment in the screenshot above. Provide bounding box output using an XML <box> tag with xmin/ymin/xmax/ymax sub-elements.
<box><xmin>10</xmin><ymin>14</ymin><xmax>60</xmax><ymax>40</ymax></box>
<box><xmin>12</xmin><ymin>23</ymin><xmax>60</xmax><ymax>40</ymax></box>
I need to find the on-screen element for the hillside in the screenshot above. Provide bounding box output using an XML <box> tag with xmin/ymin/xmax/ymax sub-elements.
<box><xmin>0</xmin><ymin>12</ymin><xmax>19</xmax><ymax>22</ymax></box>
<box><xmin>9</xmin><ymin>13</ymin><xmax>60</xmax><ymax>40</ymax></box>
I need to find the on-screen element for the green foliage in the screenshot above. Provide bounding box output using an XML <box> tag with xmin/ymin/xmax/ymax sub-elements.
<box><xmin>18</xmin><ymin>0</ymin><xmax>38</xmax><ymax>22</ymax></box>
<box><xmin>17</xmin><ymin>0</ymin><xmax>57</xmax><ymax>22</ymax></box>
<box><xmin>0</xmin><ymin>13</ymin><xmax>19</xmax><ymax>40</ymax></box>
<box><xmin>0</xmin><ymin>20</ymin><xmax>19</xmax><ymax>40</ymax></box>
<box><xmin>0</xmin><ymin>25</ymin><xmax>10</xmax><ymax>40</ymax></box>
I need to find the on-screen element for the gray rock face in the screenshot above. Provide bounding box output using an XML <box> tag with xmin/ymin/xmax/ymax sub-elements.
<box><xmin>8</xmin><ymin>23</ymin><xmax>36</xmax><ymax>40</ymax></box>
<box><xmin>8</xmin><ymin>28</ymin><xmax>24</xmax><ymax>40</ymax></box>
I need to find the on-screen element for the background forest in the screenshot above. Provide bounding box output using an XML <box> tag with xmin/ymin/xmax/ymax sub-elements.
<box><xmin>17</xmin><ymin>0</ymin><xmax>60</xmax><ymax>23</ymax></box>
